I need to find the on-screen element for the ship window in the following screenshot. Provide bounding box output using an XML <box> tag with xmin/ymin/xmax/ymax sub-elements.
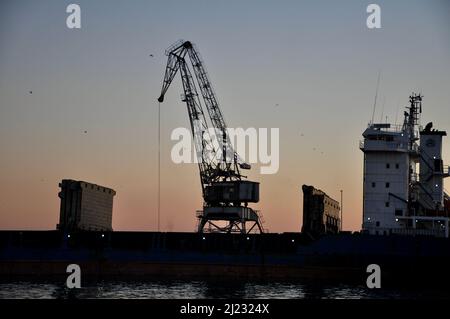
<box><xmin>385</xmin><ymin>182</ymin><xmax>390</xmax><ymax>188</ymax></box>
<box><xmin>386</xmin><ymin>163</ymin><xmax>390</xmax><ymax>169</ymax></box>
<box><xmin>385</xmin><ymin>202</ymin><xmax>390</xmax><ymax>207</ymax></box>
<box><xmin>376</xmin><ymin>221</ymin><xmax>380</xmax><ymax>227</ymax></box>
<box><xmin>372</xmin><ymin>182</ymin><xmax>376</xmax><ymax>188</ymax></box>
<box><xmin>434</xmin><ymin>159</ymin><xmax>442</xmax><ymax>172</ymax></box>
<box><xmin>395</xmin><ymin>209</ymin><xmax>403</xmax><ymax>216</ymax></box>
<box><xmin>396</xmin><ymin>163</ymin><xmax>400</xmax><ymax>169</ymax></box>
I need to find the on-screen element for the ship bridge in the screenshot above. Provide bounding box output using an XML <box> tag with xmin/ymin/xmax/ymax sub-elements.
<box><xmin>360</xmin><ymin>94</ymin><xmax>449</xmax><ymax>238</ymax></box>
<box><xmin>360</xmin><ymin>123</ymin><xmax>419</xmax><ymax>154</ymax></box>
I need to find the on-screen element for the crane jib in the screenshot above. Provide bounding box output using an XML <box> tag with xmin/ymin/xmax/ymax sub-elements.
<box><xmin>157</xmin><ymin>40</ymin><xmax>263</xmax><ymax>234</ymax></box>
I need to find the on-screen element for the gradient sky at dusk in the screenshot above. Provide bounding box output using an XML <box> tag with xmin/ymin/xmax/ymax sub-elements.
<box><xmin>1</xmin><ymin>0</ymin><xmax>450</xmax><ymax>232</ymax></box>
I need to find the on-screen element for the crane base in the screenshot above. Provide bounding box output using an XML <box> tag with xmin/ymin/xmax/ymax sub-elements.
<box><xmin>197</xmin><ymin>206</ymin><xmax>264</xmax><ymax>234</ymax></box>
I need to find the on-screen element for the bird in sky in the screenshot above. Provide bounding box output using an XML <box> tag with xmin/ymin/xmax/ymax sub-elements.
<box><xmin>149</xmin><ymin>54</ymin><xmax>154</xmax><ymax>57</ymax></box>
<box><xmin>29</xmin><ymin>91</ymin><xmax>32</xmax><ymax>94</ymax></box>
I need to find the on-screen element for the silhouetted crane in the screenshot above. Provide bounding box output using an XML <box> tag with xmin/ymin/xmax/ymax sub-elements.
<box><xmin>157</xmin><ymin>40</ymin><xmax>263</xmax><ymax>234</ymax></box>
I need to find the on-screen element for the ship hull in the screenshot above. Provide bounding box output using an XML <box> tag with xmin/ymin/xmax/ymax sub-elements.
<box><xmin>1</xmin><ymin>231</ymin><xmax>449</xmax><ymax>287</ymax></box>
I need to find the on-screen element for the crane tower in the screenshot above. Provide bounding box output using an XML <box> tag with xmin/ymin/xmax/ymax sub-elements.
<box><xmin>158</xmin><ymin>40</ymin><xmax>263</xmax><ymax>234</ymax></box>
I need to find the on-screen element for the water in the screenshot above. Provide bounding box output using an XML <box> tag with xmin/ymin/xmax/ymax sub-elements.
<box><xmin>0</xmin><ymin>279</ymin><xmax>446</xmax><ymax>299</ymax></box>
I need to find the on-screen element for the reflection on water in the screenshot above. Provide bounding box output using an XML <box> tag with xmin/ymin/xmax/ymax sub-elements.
<box><xmin>0</xmin><ymin>279</ymin><xmax>446</xmax><ymax>299</ymax></box>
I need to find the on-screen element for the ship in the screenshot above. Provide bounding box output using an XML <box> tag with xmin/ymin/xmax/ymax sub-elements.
<box><xmin>1</xmin><ymin>39</ymin><xmax>450</xmax><ymax>290</ymax></box>
<box><xmin>1</xmin><ymin>93</ymin><xmax>450</xmax><ymax>289</ymax></box>
<box><xmin>1</xmin><ymin>230</ymin><xmax>450</xmax><ymax>288</ymax></box>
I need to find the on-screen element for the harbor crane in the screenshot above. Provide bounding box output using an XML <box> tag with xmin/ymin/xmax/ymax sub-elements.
<box><xmin>158</xmin><ymin>40</ymin><xmax>263</xmax><ymax>234</ymax></box>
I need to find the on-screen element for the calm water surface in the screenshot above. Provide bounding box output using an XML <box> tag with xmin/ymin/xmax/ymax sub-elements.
<box><xmin>0</xmin><ymin>279</ymin><xmax>446</xmax><ymax>299</ymax></box>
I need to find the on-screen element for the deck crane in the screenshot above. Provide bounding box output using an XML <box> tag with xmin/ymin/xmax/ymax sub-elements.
<box><xmin>158</xmin><ymin>40</ymin><xmax>263</xmax><ymax>234</ymax></box>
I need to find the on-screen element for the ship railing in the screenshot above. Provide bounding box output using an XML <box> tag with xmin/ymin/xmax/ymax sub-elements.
<box><xmin>360</xmin><ymin>140</ymin><xmax>409</xmax><ymax>151</ymax></box>
<box><xmin>367</xmin><ymin>123</ymin><xmax>404</xmax><ymax>133</ymax></box>
<box><xmin>389</xmin><ymin>227</ymin><xmax>446</xmax><ymax>238</ymax></box>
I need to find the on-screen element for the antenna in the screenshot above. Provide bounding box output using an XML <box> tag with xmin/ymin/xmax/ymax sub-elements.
<box><xmin>379</xmin><ymin>96</ymin><xmax>386</xmax><ymax>123</ymax></box>
<box><xmin>340</xmin><ymin>189</ymin><xmax>343</xmax><ymax>232</ymax></box>
<box><xmin>371</xmin><ymin>70</ymin><xmax>381</xmax><ymax>124</ymax></box>
<box><xmin>158</xmin><ymin>101</ymin><xmax>161</xmax><ymax>232</ymax></box>
<box><xmin>394</xmin><ymin>99</ymin><xmax>400</xmax><ymax>126</ymax></box>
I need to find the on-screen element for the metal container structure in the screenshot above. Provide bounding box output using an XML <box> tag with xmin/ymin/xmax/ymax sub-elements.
<box><xmin>57</xmin><ymin>179</ymin><xmax>116</xmax><ymax>232</ymax></box>
<box><xmin>204</xmin><ymin>181</ymin><xmax>259</xmax><ymax>204</ymax></box>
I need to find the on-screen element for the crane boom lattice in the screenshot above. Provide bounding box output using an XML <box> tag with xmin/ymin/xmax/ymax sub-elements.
<box><xmin>158</xmin><ymin>40</ymin><xmax>263</xmax><ymax>234</ymax></box>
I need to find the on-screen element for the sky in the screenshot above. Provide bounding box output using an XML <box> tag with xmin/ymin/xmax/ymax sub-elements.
<box><xmin>0</xmin><ymin>0</ymin><xmax>449</xmax><ymax>232</ymax></box>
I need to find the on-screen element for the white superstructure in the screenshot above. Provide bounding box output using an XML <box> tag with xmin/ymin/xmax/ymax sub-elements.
<box><xmin>360</xmin><ymin>94</ymin><xmax>450</xmax><ymax>237</ymax></box>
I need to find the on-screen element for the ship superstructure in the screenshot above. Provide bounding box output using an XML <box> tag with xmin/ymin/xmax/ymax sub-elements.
<box><xmin>360</xmin><ymin>94</ymin><xmax>450</xmax><ymax>237</ymax></box>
